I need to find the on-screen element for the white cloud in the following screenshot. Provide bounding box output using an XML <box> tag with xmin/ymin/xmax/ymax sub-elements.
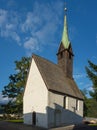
<box><xmin>21</xmin><ymin>12</ymin><xmax>41</xmax><ymax>33</ymax></box>
<box><xmin>0</xmin><ymin>0</ymin><xmax>64</xmax><ymax>52</ymax></box>
<box><xmin>73</xmin><ymin>73</ymin><xmax>86</xmax><ymax>79</ymax></box>
<box><xmin>12</xmin><ymin>32</ymin><xmax>21</xmax><ymax>45</ymax></box>
<box><xmin>83</xmin><ymin>83</ymin><xmax>93</xmax><ymax>91</ymax></box>
<box><xmin>21</xmin><ymin>12</ymin><xmax>34</xmax><ymax>32</ymax></box>
<box><xmin>21</xmin><ymin>0</ymin><xmax>64</xmax><ymax>53</ymax></box>
<box><xmin>0</xmin><ymin>9</ymin><xmax>7</xmax><ymax>27</ymax></box>
<box><xmin>0</xmin><ymin>9</ymin><xmax>21</xmax><ymax>45</ymax></box>
<box><xmin>1</xmin><ymin>26</ymin><xmax>21</xmax><ymax>46</ymax></box>
<box><xmin>0</xmin><ymin>0</ymin><xmax>82</xmax><ymax>58</ymax></box>
<box><xmin>6</xmin><ymin>23</ymin><xmax>15</xmax><ymax>30</ymax></box>
<box><xmin>24</xmin><ymin>37</ymin><xmax>39</xmax><ymax>51</ymax></box>
<box><xmin>0</xmin><ymin>93</ymin><xmax>9</xmax><ymax>104</ymax></box>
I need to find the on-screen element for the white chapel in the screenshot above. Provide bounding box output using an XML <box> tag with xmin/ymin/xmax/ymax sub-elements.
<box><xmin>23</xmin><ymin>11</ymin><xmax>84</xmax><ymax>128</ymax></box>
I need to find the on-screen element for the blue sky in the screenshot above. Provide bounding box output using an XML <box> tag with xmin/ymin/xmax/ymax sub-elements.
<box><xmin>0</xmin><ymin>0</ymin><xmax>97</xmax><ymax>102</ymax></box>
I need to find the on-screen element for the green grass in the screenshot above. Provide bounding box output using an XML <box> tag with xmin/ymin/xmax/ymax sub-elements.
<box><xmin>89</xmin><ymin>124</ymin><xmax>97</xmax><ymax>126</ymax></box>
<box><xmin>7</xmin><ymin>119</ymin><xmax>23</xmax><ymax>123</ymax></box>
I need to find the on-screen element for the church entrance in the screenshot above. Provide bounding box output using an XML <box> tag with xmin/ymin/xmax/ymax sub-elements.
<box><xmin>54</xmin><ymin>109</ymin><xmax>61</xmax><ymax>127</ymax></box>
<box><xmin>32</xmin><ymin>111</ymin><xmax>36</xmax><ymax>125</ymax></box>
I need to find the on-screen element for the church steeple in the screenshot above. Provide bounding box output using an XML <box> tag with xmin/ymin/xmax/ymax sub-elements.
<box><xmin>62</xmin><ymin>15</ymin><xmax>70</xmax><ymax>49</ymax></box>
<box><xmin>57</xmin><ymin>9</ymin><xmax>74</xmax><ymax>79</ymax></box>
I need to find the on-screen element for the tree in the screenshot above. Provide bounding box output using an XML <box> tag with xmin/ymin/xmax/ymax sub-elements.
<box><xmin>81</xmin><ymin>89</ymin><xmax>88</xmax><ymax>117</ymax></box>
<box><xmin>86</xmin><ymin>98</ymin><xmax>97</xmax><ymax>118</ymax></box>
<box><xmin>2</xmin><ymin>57</ymin><xmax>31</xmax><ymax>114</ymax></box>
<box><xmin>81</xmin><ymin>88</ymin><xmax>97</xmax><ymax>118</ymax></box>
<box><xmin>85</xmin><ymin>60</ymin><xmax>97</xmax><ymax>101</ymax></box>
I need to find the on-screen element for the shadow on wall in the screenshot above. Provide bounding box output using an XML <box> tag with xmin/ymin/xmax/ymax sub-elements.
<box><xmin>24</xmin><ymin>103</ymin><xmax>83</xmax><ymax>129</ymax></box>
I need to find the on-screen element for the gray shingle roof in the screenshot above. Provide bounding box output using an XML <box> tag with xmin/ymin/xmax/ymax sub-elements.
<box><xmin>33</xmin><ymin>54</ymin><xmax>84</xmax><ymax>100</ymax></box>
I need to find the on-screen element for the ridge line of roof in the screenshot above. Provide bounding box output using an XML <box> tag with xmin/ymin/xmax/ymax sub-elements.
<box><xmin>32</xmin><ymin>53</ymin><xmax>63</xmax><ymax>70</ymax></box>
<box><xmin>32</xmin><ymin>53</ymin><xmax>76</xmax><ymax>81</ymax></box>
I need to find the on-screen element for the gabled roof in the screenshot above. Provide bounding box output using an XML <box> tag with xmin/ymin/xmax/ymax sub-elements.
<box><xmin>33</xmin><ymin>54</ymin><xmax>84</xmax><ymax>100</ymax></box>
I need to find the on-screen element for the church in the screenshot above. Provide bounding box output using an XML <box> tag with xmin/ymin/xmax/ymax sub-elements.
<box><xmin>23</xmin><ymin>12</ymin><xmax>84</xmax><ymax>128</ymax></box>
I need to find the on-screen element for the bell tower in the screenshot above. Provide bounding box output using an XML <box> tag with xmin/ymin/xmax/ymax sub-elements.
<box><xmin>57</xmin><ymin>9</ymin><xmax>74</xmax><ymax>79</ymax></box>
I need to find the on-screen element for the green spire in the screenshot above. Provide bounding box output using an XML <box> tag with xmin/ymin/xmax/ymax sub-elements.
<box><xmin>62</xmin><ymin>15</ymin><xmax>70</xmax><ymax>49</ymax></box>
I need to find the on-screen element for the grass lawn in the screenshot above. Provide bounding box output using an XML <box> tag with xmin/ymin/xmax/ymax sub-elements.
<box><xmin>88</xmin><ymin>124</ymin><xmax>97</xmax><ymax>126</ymax></box>
<box><xmin>7</xmin><ymin>119</ymin><xmax>23</xmax><ymax>123</ymax></box>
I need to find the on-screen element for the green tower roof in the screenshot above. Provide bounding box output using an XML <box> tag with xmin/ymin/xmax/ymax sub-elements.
<box><xmin>62</xmin><ymin>15</ymin><xmax>70</xmax><ymax>49</ymax></box>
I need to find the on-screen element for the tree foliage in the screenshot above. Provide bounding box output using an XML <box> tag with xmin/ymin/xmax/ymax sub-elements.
<box><xmin>81</xmin><ymin>89</ymin><xmax>97</xmax><ymax>118</ymax></box>
<box><xmin>85</xmin><ymin>60</ymin><xmax>97</xmax><ymax>101</ymax></box>
<box><xmin>81</xmin><ymin>89</ymin><xmax>88</xmax><ymax>117</ymax></box>
<box><xmin>2</xmin><ymin>57</ymin><xmax>31</xmax><ymax>114</ymax></box>
<box><xmin>85</xmin><ymin>98</ymin><xmax>97</xmax><ymax>118</ymax></box>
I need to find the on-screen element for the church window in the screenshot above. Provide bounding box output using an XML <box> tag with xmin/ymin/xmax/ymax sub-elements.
<box><xmin>63</xmin><ymin>96</ymin><xmax>68</xmax><ymax>109</ymax></box>
<box><xmin>76</xmin><ymin>99</ymin><xmax>79</xmax><ymax>110</ymax></box>
<box><xmin>63</xmin><ymin>96</ymin><xmax>66</xmax><ymax>108</ymax></box>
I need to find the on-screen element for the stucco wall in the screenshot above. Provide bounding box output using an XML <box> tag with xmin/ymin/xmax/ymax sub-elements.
<box><xmin>23</xmin><ymin>59</ymin><xmax>48</xmax><ymax>128</ymax></box>
<box><xmin>48</xmin><ymin>91</ymin><xmax>83</xmax><ymax>127</ymax></box>
<box><xmin>68</xmin><ymin>97</ymin><xmax>83</xmax><ymax>116</ymax></box>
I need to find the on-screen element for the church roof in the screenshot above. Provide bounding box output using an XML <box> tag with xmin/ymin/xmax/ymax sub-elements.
<box><xmin>33</xmin><ymin>54</ymin><xmax>84</xmax><ymax>100</ymax></box>
<box><xmin>62</xmin><ymin>15</ymin><xmax>70</xmax><ymax>49</ymax></box>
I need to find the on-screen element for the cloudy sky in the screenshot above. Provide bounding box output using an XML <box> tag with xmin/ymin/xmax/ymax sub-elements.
<box><xmin>0</xmin><ymin>0</ymin><xmax>97</xmax><ymax>102</ymax></box>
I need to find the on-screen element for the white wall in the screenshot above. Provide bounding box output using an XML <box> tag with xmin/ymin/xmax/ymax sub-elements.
<box><xmin>48</xmin><ymin>91</ymin><xmax>83</xmax><ymax>127</ymax></box>
<box><xmin>23</xmin><ymin>59</ymin><xmax>48</xmax><ymax>128</ymax></box>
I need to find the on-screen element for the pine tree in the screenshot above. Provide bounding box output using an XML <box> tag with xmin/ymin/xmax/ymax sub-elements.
<box><xmin>85</xmin><ymin>60</ymin><xmax>97</xmax><ymax>101</ymax></box>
